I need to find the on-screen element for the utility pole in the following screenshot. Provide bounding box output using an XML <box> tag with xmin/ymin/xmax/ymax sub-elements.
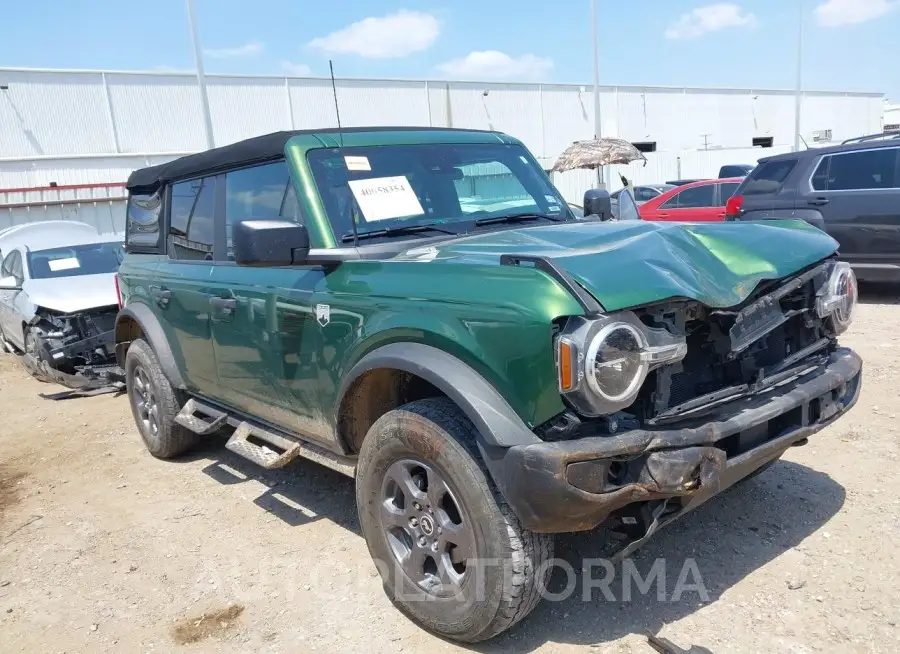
<box><xmin>186</xmin><ymin>0</ymin><xmax>215</xmax><ymax>149</ymax></box>
<box><xmin>793</xmin><ymin>0</ymin><xmax>804</xmax><ymax>152</ymax></box>
<box><xmin>591</xmin><ymin>0</ymin><xmax>604</xmax><ymax>188</ymax></box>
<box><xmin>700</xmin><ymin>133</ymin><xmax>712</xmax><ymax>150</ymax></box>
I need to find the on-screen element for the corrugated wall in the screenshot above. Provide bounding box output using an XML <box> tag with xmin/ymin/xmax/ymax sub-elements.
<box><xmin>0</xmin><ymin>69</ymin><xmax>884</xmax><ymax>165</ymax></box>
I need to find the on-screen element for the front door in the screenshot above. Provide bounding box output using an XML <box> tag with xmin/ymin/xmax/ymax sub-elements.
<box><xmin>207</xmin><ymin>160</ymin><xmax>333</xmax><ymax>445</ymax></box>
<box><xmin>154</xmin><ymin>175</ymin><xmax>220</xmax><ymax>397</ymax></box>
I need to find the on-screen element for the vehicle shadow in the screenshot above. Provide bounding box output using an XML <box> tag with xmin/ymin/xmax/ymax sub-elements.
<box><xmin>858</xmin><ymin>281</ymin><xmax>900</xmax><ymax>305</ymax></box>
<box><xmin>179</xmin><ymin>436</ymin><xmax>361</xmax><ymax>534</ymax></box>
<box><xmin>174</xmin><ymin>444</ymin><xmax>843</xmax><ymax>652</ymax></box>
<box><xmin>479</xmin><ymin>460</ymin><xmax>845</xmax><ymax>652</ymax></box>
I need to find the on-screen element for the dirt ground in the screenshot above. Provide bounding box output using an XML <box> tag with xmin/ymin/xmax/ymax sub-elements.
<box><xmin>1</xmin><ymin>289</ymin><xmax>898</xmax><ymax>654</ymax></box>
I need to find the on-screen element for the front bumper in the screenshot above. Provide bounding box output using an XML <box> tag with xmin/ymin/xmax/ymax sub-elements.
<box><xmin>488</xmin><ymin>347</ymin><xmax>861</xmax><ymax>534</ymax></box>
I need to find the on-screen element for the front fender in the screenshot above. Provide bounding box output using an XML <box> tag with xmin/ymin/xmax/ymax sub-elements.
<box><xmin>337</xmin><ymin>342</ymin><xmax>541</xmax><ymax>448</ymax></box>
<box><xmin>115</xmin><ymin>302</ymin><xmax>187</xmax><ymax>390</ymax></box>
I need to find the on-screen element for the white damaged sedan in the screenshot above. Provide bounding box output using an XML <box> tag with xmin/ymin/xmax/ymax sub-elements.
<box><xmin>0</xmin><ymin>221</ymin><xmax>123</xmax><ymax>381</ymax></box>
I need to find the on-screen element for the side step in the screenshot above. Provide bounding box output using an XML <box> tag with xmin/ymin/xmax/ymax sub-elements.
<box><xmin>225</xmin><ymin>422</ymin><xmax>301</xmax><ymax>469</ymax></box>
<box><xmin>175</xmin><ymin>398</ymin><xmax>228</xmax><ymax>435</ymax></box>
<box><xmin>176</xmin><ymin>398</ymin><xmax>357</xmax><ymax>477</ymax></box>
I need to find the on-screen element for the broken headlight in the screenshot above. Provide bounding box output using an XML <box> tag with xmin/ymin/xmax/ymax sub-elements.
<box><xmin>816</xmin><ymin>261</ymin><xmax>857</xmax><ymax>335</ymax></box>
<box><xmin>555</xmin><ymin>312</ymin><xmax>687</xmax><ymax>417</ymax></box>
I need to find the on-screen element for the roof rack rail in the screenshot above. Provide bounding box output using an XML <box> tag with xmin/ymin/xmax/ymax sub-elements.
<box><xmin>841</xmin><ymin>131</ymin><xmax>900</xmax><ymax>144</ymax></box>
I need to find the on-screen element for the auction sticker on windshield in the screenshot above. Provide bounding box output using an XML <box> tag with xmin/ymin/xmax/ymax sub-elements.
<box><xmin>48</xmin><ymin>257</ymin><xmax>80</xmax><ymax>271</ymax></box>
<box><xmin>348</xmin><ymin>175</ymin><xmax>425</xmax><ymax>222</ymax></box>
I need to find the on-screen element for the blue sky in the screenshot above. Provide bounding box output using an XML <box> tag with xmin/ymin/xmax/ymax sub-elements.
<box><xmin>1</xmin><ymin>1</ymin><xmax>897</xmax><ymax>99</ymax></box>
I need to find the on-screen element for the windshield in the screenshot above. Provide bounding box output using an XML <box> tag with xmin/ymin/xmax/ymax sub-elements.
<box><xmin>27</xmin><ymin>241</ymin><xmax>124</xmax><ymax>280</ymax></box>
<box><xmin>307</xmin><ymin>143</ymin><xmax>573</xmax><ymax>239</ymax></box>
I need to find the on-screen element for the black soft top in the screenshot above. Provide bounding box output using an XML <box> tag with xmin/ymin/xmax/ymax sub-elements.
<box><xmin>125</xmin><ymin>126</ymin><xmax>493</xmax><ymax>192</ymax></box>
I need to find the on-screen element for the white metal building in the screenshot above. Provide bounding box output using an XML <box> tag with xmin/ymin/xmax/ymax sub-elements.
<box><xmin>0</xmin><ymin>67</ymin><xmax>885</xmax><ymax>233</ymax></box>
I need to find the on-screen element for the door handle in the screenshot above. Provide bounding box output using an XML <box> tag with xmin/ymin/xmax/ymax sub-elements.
<box><xmin>151</xmin><ymin>288</ymin><xmax>171</xmax><ymax>307</ymax></box>
<box><xmin>808</xmin><ymin>197</ymin><xmax>830</xmax><ymax>206</ymax></box>
<box><xmin>209</xmin><ymin>297</ymin><xmax>237</xmax><ymax>313</ymax></box>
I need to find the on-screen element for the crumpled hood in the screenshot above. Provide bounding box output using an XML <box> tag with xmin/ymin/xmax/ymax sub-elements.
<box><xmin>393</xmin><ymin>219</ymin><xmax>838</xmax><ymax>311</ymax></box>
<box><xmin>22</xmin><ymin>273</ymin><xmax>118</xmax><ymax>313</ymax></box>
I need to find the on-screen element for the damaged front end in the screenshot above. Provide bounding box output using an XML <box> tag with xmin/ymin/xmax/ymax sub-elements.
<box><xmin>489</xmin><ymin>258</ymin><xmax>861</xmax><ymax>553</ymax></box>
<box><xmin>23</xmin><ymin>305</ymin><xmax>124</xmax><ymax>391</ymax></box>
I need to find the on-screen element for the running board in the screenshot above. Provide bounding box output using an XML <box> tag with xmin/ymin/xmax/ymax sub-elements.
<box><xmin>176</xmin><ymin>398</ymin><xmax>357</xmax><ymax>477</ymax></box>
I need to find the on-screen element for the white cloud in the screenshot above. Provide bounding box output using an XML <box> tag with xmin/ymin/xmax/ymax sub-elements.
<box><xmin>203</xmin><ymin>41</ymin><xmax>264</xmax><ymax>59</ymax></box>
<box><xmin>815</xmin><ymin>0</ymin><xmax>899</xmax><ymax>26</ymax></box>
<box><xmin>307</xmin><ymin>10</ymin><xmax>439</xmax><ymax>58</ymax></box>
<box><xmin>436</xmin><ymin>51</ymin><xmax>553</xmax><ymax>80</ymax></box>
<box><xmin>665</xmin><ymin>3</ymin><xmax>757</xmax><ymax>39</ymax></box>
<box><xmin>281</xmin><ymin>61</ymin><xmax>312</xmax><ymax>76</ymax></box>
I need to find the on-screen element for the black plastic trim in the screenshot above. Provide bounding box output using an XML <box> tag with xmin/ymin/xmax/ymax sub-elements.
<box><xmin>114</xmin><ymin>303</ymin><xmax>187</xmax><ymax>390</ymax></box>
<box><xmin>337</xmin><ymin>342</ymin><xmax>541</xmax><ymax>448</ymax></box>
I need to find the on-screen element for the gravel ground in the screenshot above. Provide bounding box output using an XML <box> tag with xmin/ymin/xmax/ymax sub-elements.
<box><xmin>0</xmin><ymin>289</ymin><xmax>898</xmax><ymax>653</ymax></box>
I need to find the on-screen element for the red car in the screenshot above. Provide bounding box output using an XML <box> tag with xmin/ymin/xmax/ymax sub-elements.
<box><xmin>638</xmin><ymin>177</ymin><xmax>743</xmax><ymax>222</ymax></box>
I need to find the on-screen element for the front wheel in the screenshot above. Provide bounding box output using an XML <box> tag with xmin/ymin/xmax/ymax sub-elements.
<box><xmin>355</xmin><ymin>398</ymin><xmax>554</xmax><ymax>643</ymax></box>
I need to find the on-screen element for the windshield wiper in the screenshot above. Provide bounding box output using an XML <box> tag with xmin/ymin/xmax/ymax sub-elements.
<box><xmin>341</xmin><ymin>222</ymin><xmax>459</xmax><ymax>243</ymax></box>
<box><xmin>474</xmin><ymin>212</ymin><xmax>564</xmax><ymax>226</ymax></box>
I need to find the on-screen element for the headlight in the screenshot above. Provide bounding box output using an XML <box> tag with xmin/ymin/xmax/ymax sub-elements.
<box><xmin>585</xmin><ymin>322</ymin><xmax>647</xmax><ymax>402</ymax></box>
<box><xmin>556</xmin><ymin>312</ymin><xmax>687</xmax><ymax>417</ymax></box>
<box><xmin>816</xmin><ymin>261</ymin><xmax>857</xmax><ymax>334</ymax></box>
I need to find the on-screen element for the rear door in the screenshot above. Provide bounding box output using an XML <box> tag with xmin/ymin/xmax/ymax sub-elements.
<box><xmin>153</xmin><ymin>175</ymin><xmax>221</xmax><ymax>396</ymax></box>
<box><xmin>800</xmin><ymin>145</ymin><xmax>900</xmax><ymax>268</ymax></box>
<box><xmin>646</xmin><ymin>183</ymin><xmax>719</xmax><ymax>222</ymax></box>
<box><xmin>734</xmin><ymin>158</ymin><xmax>801</xmax><ymax>220</ymax></box>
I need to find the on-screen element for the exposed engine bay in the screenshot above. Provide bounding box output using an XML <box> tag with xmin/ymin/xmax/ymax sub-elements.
<box><xmin>634</xmin><ymin>261</ymin><xmax>842</xmax><ymax>426</ymax></box>
<box><xmin>22</xmin><ymin>305</ymin><xmax>123</xmax><ymax>392</ymax></box>
<box><xmin>543</xmin><ymin>257</ymin><xmax>856</xmax><ymax>440</ymax></box>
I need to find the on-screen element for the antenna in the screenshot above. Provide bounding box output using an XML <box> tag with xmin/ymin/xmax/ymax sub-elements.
<box><xmin>328</xmin><ymin>59</ymin><xmax>358</xmax><ymax>247</ymax></box>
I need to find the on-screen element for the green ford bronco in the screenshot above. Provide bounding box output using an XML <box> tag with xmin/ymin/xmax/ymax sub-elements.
<box><xmin>116</xmin><ymin>127</ymin><xmax>861</xmax><ymax>642</ymax></box>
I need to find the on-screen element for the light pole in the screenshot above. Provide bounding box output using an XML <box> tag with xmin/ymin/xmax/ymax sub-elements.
<box><xmin>793</xmin><ymin>0</ymin><xmax>804</xmax><ymax>152</ymax></box>
<box><xmin>591</xmin><ymin>0</ymin><xmax>604</xmax><ymax>187</ymax></box>
<box><xmin>186</xmin><ymin>0</ymin><xmax>215</xmax><ymax>149</ymax></box>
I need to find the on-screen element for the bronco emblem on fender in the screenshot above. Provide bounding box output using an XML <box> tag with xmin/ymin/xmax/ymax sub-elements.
<box><xmin>316</xmin><ymin>304</ymin><xmax>330</xmax><ymax>327</ymax></box>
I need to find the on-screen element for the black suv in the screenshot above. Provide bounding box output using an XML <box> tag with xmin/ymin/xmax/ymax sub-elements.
<box><xmin>726</xmin><ymin>133</ymin><xmax>900</xmax><ymax>282</ymax></box>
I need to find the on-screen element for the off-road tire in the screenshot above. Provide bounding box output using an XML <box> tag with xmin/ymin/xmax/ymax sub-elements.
<box><xmin>124</xmin><ymin>338</ymin><xmax>199</xmax><ymax>458</ymax></box>
<box><xmin>356</xmin><ymin>397</ymin><xmax>554</xmax><ymax>643</ymax></box>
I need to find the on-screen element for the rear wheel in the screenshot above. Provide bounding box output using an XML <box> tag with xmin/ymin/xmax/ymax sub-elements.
<box><xmin>125</xmin><ymin>339</ymin><xmax>198</xmax><ymax>458</ymax></box>
<box><xmin>356</xmin><ymin>398</ymin><xmax>553</xmax><ymax>643</ymax></box>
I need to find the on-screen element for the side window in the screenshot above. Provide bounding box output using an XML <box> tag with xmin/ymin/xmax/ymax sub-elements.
<box><xmin>811</xmin><ymin>156</ymin><xmax>831</xmax><ymax>191</ymax></box>
<box><xmin>659</xmin><ymin>194</ymin><xmax>679</xmax><ymax>210</ymax></box>
<box><xmin>634</xmin><ymin>187</ymin><xmax>658</xmax><ymax>202</ymax></box>
<box><xmin>718</xmin><ymin>183</ymin><xmax>740</xmax><ymax>203</ymax></box>
<box><xmin>225</xmin><ymin>161</ymin><xmax>301</xmax><ymax>259</ymax></box>
<box><xmin>125</xmin><ymin>192</ymin><xmax>162</xmax><ymax>249</ymax></box>
<box><xmin>825</xmin><ymin>148</ymin><xmax>898</xmax><ymax>191</ymax></box>
<box><xmin>742</xmin><ymin>159</ymin><xmax>797</xmax><ymax>195</ymax></box>
<box><xmin>665</xmin><ymin>185</ymin><xmax>715</xmax><ymax>209</ymax></box>
<box><xmin>169</xmin><ymin>176</ymin><xmax>216</xmax><ymax>261</ymax></box>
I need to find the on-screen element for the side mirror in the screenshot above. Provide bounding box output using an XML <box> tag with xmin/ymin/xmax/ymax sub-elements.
<box><xmin>232</xmin><ymin>220</ymin><xmax>310</xmax><ymax>267</ymax></box>
<box><xmin>0</xmin><ymin>275</ymin><xmax>22</xmax><ymax>291</ymax></box>
<box><xmin>583</xmin><ymin>189</ymin><xmax>613</xmax><ymax>221</ymax></box>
